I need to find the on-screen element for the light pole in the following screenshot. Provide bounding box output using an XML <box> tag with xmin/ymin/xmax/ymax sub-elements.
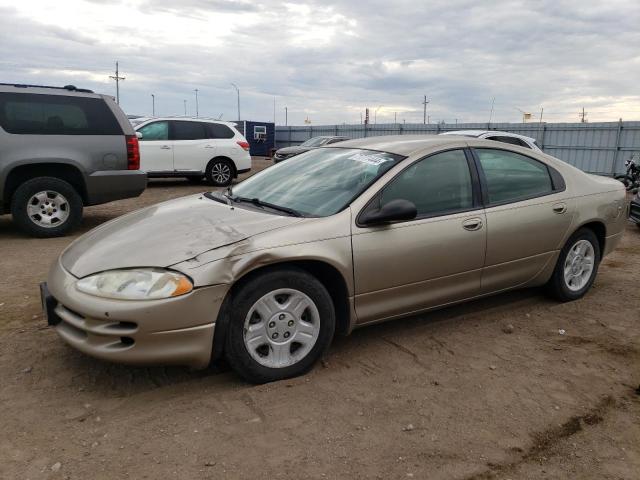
<box><xmin>183</xmin><ymin>100</ymin><xmax>187</xmax><ymax>116</ymax></box>
<box><xmin>285</xmin><ymin>106</ymin><xmax>288</xmax><ymax>126</ymax></box>
<box><xmin>194</xmin><ymin>89</ymin><xmax>199</xmax><ymax>117</ymax></box>
<box><xmin>151</xmin><ymin>94</ymin><xmax>155</xmax><ymax>116</ymax></box>
<box><xmin>231</xmin><ymin>83</ymin><xmax>240</xmax><ymax>120</ymax></box>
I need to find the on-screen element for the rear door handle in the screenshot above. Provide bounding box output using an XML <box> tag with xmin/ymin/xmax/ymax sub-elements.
<box><xmin>552</xmin><ymin>203</ymin><xmax>567</xmax><ymax>214</ymax></box>
<box><xmin>160</xmin><ymin>145</ymin><xmax>171</xmax><ymax>150</ymax></box>
<box><xmin>462</xmin><ymin>217</ymin><xmax>483</xmax><ymax>231</ymax></box>
<box><xmin>204</xmin><ymin>145</ymin><xmax>215</xmax><ymax>149</ymax></box>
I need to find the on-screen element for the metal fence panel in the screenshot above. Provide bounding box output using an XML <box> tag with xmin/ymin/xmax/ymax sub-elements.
<box><xmin>275</xmin><ymin>121</ymin><xmax>640</xmax><ymax>175</ymax></box>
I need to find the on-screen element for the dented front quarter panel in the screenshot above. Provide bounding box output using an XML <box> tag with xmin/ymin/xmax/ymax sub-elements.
<box><xmin>171</xmin><ymin>208</ymin><xmax>355</xmax><ymax>295</ymax></box>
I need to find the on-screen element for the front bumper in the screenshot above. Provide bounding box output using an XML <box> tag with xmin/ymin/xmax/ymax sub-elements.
<box><xmin>85</xmin><ymin>170</ymin><xmax>147</xmax><ymax>206</ymax></box>
<box><xmin>630</xmin><ymin>199</ymin><xmax>640</xmax><ymax>224</ymax></box>
<box><xmin>45</xmin><ymin>258</ymin><xmax>229</xmax><ymax>369</ymax></box>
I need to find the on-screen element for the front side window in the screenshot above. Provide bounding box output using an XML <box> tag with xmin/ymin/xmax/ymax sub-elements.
<box><xmin>231</xmin><ymin>148</ymin><xmax>402</xmax><ymax>217</ymax></box>
<box><xmin>380</xmin><ymin>149</ymin><xmax>473</xmax><ymax>217</ymax></box>
<box><xmin>0</xmin><ymin>93</ymin><xmax>122</xmax><ymax>135</ymax></box>
<box><xmin>476</xmin><ymin>149</ymin><xmax>552</xmax><ymax>204</ymax></box>
<box><xmin>137</xmin><ymin>121</ymin><xmax>168</xmax><ymax>141</ymax></box>
<box><xmin>171</xmin><ymin>121</ymin><xmax>207</xmax><ymax>140</ymax></box>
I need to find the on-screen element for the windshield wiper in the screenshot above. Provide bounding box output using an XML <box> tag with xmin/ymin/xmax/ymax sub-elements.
<box><xmin>232</xmin><ymin>196</ymin><xmax>303</xmax><ymax>217</ymax></box>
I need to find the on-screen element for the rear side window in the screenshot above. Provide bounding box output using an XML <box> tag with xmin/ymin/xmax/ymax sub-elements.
<box><xmin>476</xmin><ymin>149</ymin><xmax>552</xmax><ymax>204</ymax></box>
<box><xmin>0</xmin><ymin>93</ymin><xmax>122</xmax><ymax>135</ymax></box>
<box><xmin>171</xmin><ymin>121</ymin><xmax>207</xmax><ymax>140</ymax></box>
<box><xmin>381</xmin><ymin>149</ymin><xmax>473</xmax><ymax>217</ymax></box>
<box><xmin>206</xmin><ymin>123</ymin><xmax>234</xmax><ymax>139</ymax></box>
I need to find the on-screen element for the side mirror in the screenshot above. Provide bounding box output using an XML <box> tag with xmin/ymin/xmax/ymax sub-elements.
<box><xmin>136</xmin><ymin>131</ymin><xmax>143</xmax><ymax>139</ymax></box>
<box><xmin>360</xmin><ymin>199</ymin><xmax>417</xmax><ymax>226</ymax></box>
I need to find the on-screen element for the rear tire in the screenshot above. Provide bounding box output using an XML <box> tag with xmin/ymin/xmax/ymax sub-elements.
<box><xmin>11</xmin><ymin>177</ymin><xmax>83</xmax><ymax>238</ymax></box>
<box><xmin>547</xmin><ymin>228</ymin><xmax>600</xmax><ymax>302</ymax></box>
<box><xmin>205</xmin><ymin>159</ymin><xmax>233</xmax><ymax>187</ymax></box>
<box><xmin>225</xmin><ymin>267</ymin><xmax>335</xmax><ymax>384</ymax></box>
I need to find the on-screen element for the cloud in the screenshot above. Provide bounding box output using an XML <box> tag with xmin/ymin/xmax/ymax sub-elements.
<box><xmin>0</xmin><ymin>0</ymin><xmax>638</xmax><ymax>124</ymax></box>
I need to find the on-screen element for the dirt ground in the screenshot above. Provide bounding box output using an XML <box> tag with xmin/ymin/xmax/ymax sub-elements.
<box><xmin>0</xmin><ymin>158</ymin><xmax>639</xmax><ymax>479</ymax></box>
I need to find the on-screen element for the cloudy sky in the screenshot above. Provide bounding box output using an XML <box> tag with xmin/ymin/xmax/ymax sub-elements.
<box><xmin>1</xmin><ymin>0</ymin><xmax>639</xmax><ymax>125</ymax></box>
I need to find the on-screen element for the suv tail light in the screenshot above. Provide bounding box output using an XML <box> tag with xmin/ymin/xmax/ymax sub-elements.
<box><xmin>237</xmin><ymin>141</ymin><xmax>250</xmax><ymax>151</ymax></box>
<box><xmin>126</xmin><ymin>135</ymin><xmax>140</xmax><ymax>170</ymax></box>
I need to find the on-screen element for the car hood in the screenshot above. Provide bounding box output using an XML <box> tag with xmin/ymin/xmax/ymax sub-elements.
<box><xmin>276</xmin><ymin>146</ymin><xmax>310</xmax><ymax>156</ymax></box>
<box><xmin>61</xmin><ymin>194</ymin><xmax>301</xmax><ymax>278</ymax></box>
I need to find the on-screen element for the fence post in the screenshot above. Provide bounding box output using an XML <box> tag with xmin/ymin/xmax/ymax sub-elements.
<box><xmin>335</xmin><ymin>125</ymin><xmax>338</xmax><ymax>136</ymax></box>
<box><xmin>612</xmin><ymin>119</ymin><xmax>623</xmax><ymax>175</ymax></box>
<box><xmin>309</xmin><ymin>126</ymin><xmax>313</xmax><ymax>140</ymax></box>
<box><xmin>288</xmin><ymin>126</ymin><xmax>292</xmax><ymax>146</ymax></box>
<box><xmin>539</xmin><ymin>123</ymin><xmax>547</xmax><ymax>151</ymax></box>
<box><xmin>399</xmin><ymin>123</ymin><xmax>403</xmax><ymax>135</ymax></box>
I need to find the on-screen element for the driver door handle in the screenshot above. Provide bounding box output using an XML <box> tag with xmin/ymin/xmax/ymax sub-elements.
<box><xmin>462</xmin><ymin>217</ymin><xmax>483</xmax><ymax>231</ymax></box>
<box><xmin>160</xmin><ymin>145</ymin><xmax>171</xmax><ymax>150</ymax></box>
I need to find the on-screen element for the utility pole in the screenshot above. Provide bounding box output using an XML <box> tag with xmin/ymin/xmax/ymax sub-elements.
<box><xmin>194</xmin><ymin>89</ymin><xmax>199</xmax><ymax>117</ymax></box>
<box><xmin>394</xmin><ymin>112</ymin><xmax>397</xmax><ymax>124</ymax></box>
<box><xmin>231</xmin><ymin>83</ymin><xmax>240</xmax><ymax>120</ymax></box>
<box><xmin>109</xmin><ymin>61</ymin><xmax>125</xmax><ymax>105</ymax></box>
<box><xmin>488</xmin><ymin>97</ymin><xmax>495</xmax><ymax>126</ymax></box>
<box><xmin>151</xmin><ymin>94</ymin><xmax>155</xmax><ymax>116</ymax></box>
<box><xmin>579</xmin><ymin>107</ymin><xmax>587</xmax><ymax>123</ymax></box>
<box><xmin>422</xmin><ymin>95</ymin><xmax>429</xmax><ymax>124</ymax></box>
<box><xmin>183</xmin><ymin>100</ymin><xmax>187</xmax><ymax>116</ymax></box>
<box><xmin>285</xmin><ymin>106</ymin><xmax>288</xmax><ymax>126</ymax></box>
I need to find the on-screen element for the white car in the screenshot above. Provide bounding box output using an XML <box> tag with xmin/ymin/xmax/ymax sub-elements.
<box><xmin>440</xmin><ymin>130</ymin><xmax>542</xmax><ymax>152</ymax></box>
<box><xmin>135</xmin><ymin>117</ymin><xmax>251</xmax><ymax>186</ymax></box>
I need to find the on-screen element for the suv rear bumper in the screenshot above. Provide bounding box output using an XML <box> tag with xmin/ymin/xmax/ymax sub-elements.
<box><xmin>85</xmin><ymin>170</ymin><xmax>147</xmax><ymax>206</ymax></box>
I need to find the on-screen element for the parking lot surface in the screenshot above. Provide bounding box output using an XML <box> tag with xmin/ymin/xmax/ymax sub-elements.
<box><xmin>0</xmin><ymin>158</ymin><xmax>638</xmax><ymax>479</ymax></box>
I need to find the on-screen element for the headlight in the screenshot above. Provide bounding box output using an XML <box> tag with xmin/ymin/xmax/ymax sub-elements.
<box><xmin>76</xmin><ymin>269</ymin><xmax>193</xmax><ymax>300</ymax></box>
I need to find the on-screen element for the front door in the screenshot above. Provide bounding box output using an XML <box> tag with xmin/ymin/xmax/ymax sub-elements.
<box><xmin>137</xmin><ymin>120</ymin><xmax>173</xmax><ymax>172</ymax></box>
<box><xmin>352</xmin><ymin>149</ymin><xmax>487</xmax><ymax>324</ymax></box>
<box><xmin>170</xmin><ymin>120</ymin><xmax>211</xmax><ymax>173</ymax></box>
<box><xmin>473</xmin><ymin>148</ymin><xmax>574</xmax><ymax>293</ymax></box>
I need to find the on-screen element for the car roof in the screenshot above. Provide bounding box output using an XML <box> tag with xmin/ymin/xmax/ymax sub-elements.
<box><xmin>441</xmin><ymin>130</ymin><xmax>536</xmax><ymax>142</ymax></box>
<box><xmin>325</xmin><ymin>135</ymin><xmax>467</xmax><ymax>156</ymax></box>
<box><xmin>136</xmin><ymin>117</ymin><xmax>237</xmax><ymax>127</ymax></box>
<box><xmin>0</xmin><ymin>83</ymin><xmax>99</xmax><ymax>97</ymax></box>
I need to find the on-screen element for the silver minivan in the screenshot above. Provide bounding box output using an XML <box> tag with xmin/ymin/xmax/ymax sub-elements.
<box><xmin>0</xmin><ymin>83</ymin><xmax>147</xmax><ymax>237</ymax></box>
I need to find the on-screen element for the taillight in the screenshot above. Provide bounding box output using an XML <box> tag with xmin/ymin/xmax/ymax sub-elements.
<box><xmin>237</xmin><ymin>141</ymin><xmax>250</xmax><ymax>152</ymax></box>
<box><xmin>126</xmin><ymin>135</ymin><xmax>140</xmax><ymax>170</ymax></box>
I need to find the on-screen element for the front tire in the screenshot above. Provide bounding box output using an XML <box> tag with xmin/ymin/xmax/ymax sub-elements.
<box><xmin>11</xmin><ymin>177</ymin><xmax>83</xmax><ymax>238</ymax></box>
<box><xmin>225</xmin><ymin>267</ymin><xmax>335</xmax><ymax>384</ymax></box>
<box><xmin>547</xmin><ymin>228</ymin><xmax>600</xmax><ymax>302</ymax></box>
<box><xmin>206</xmin><ymin>159</ymin><xmax>233</xmax><ymax>187</ymax></box>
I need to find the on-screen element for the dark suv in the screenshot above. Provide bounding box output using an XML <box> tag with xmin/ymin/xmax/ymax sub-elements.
<box><xmin>0</xmin><ymin>83</ymin><xmax>147</xmax><ymax>237</ymax></box>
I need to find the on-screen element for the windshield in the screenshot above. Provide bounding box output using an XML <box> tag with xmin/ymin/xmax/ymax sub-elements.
<box><xmin>230</xmin><ymin>148</ymin><xmax>403</xmax><ymax>217</ymax></box>
<box><xmin>300</xmin><ymin>137</ymin><xmax>329</xmax><ymax>147</ymax></box>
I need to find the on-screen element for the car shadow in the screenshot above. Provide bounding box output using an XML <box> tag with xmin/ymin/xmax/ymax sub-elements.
<box><xmin>54</xmin><ymin>287</ymin><xmax>551</xmax><ymax>398</ymax></box>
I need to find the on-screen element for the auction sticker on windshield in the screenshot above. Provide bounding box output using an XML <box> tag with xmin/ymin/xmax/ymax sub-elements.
<box><xmin>348</xmin><ymin>153</ymin><xmax>394</xmax><ymax>166</ymax></box>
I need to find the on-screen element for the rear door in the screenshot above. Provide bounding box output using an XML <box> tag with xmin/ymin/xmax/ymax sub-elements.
<box><xmin>136</xmin><ymin>120</ymin><xmax>173</xmax><ymax>172</ymax></box>
<box><xmin>170</xmin><ymin>121</ymin><xmax>210</xmax><ymax>173</ymax></box>
<box><xmin>472</xmin><ymin>148</ymin><xmax>574</xmax><ymax>293</ymax></box>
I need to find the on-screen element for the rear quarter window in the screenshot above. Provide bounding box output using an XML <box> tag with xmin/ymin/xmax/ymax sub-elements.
<box><xmin>0</xmin><ymin>92</ymin><xmax>122</xmax><ymax>135</ymax></box>
<box><xmin>206</xmin><ymin>123</ymin><xmax>235</xmax><ymax>139</ymax></box>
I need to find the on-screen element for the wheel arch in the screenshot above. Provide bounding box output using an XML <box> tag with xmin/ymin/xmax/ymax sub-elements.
<box><xmin>574</xmin><ymin>220</ymin><xmax>606</xmax><ymax>256</ymax></box>
<box><xmin>211</xmin><ymin>259</ymin><xmax>352</xmax><ymax>363</ymax></box>
<box><xmin>3</xmin><ymin>163</ymin><xmax>87</xmax><ymax>210</ymax></box>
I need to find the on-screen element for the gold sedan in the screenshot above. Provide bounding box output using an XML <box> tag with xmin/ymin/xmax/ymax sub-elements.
<box><xmin>42</xmin><ymin>136</ymin><xmax>627</xmax><ymax>383</ymax></box>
